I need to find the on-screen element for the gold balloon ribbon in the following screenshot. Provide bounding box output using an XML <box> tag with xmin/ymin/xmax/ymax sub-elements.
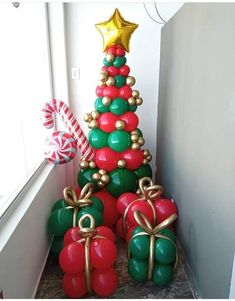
<box><xmin>122</xmin><ymin>177</ymin><xmax>164</xmax><ymax>235</ymax></box>
<box><xmin>128</xmin><ymin>210</ymin><xmax>178</xmax><ymax>281</ymax></box>
<box><xmin>76</xmin><ymin>214</ymin><xmax>108</xmax><ymax>294</ymax></box>
<box><xmin>63</xmin><ymin>183</ymin><xmax>94</xmax><ymax>227</ymax></box>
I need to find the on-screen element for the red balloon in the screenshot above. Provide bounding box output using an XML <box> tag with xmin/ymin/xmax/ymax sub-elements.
<box><xmin>126</xmin><ymin>226</ymin><xmax>135</xmax><ymax>243</ymax></box>
<box><xmin>96</xmin><ymin>226</ymin><xmax>115</xmax><ymax>242</ymax></box>
<box><xmin>127</xmin><ymin>200</ymin><xmax>155</xmax><ymax>227</ymax></box>
<box><xmin>153</xmin><ymin>198</ymin><xmax>178</xmax><ymax>224</ymax></box>
<box><xmin>117</xmin><ymin>192</ymin><xmax>138</xmax><ymax>215</ymax></box>
<box><xmin>90</xmin><ymin>238</ymin><xmax>117</xmax><ymax>270</ymax></box>
<box><xmin>107</xmin><ymin>46</ymin><xmax>116</xmax><ymax>55</ymax></box>
<box><xmin>59</xmin><ymin>242</ymin><xmax>85</xmax><ymax>274</ymax></box>
<box><xmin>107</xmin><ymin>66</ymin><xmax>119</xmax><ymax>77</ymax></box>
<box><xmin>115</xmin><ymin>217</ymin><xmax>125</xmax><ymax>239</ymax></box>
<box><xmin>103</xmin><ymin>86</ymin><xmax>119</xmax><ymax>99</ymax></box>
<box><xmin>94</xmin><ymin>189</ymin><xmax>119</xmax><ymax>227</ymax></box>
<box><xmin>74</xmin><ymin>186</ymin><xmax>81</xmax><ymax>197</ymax></box>
<box><xmin>119</xmin><ymin>65</ymin><xmax>130</xmax><ymax>76</ymax></box>
<box><xmin>91</xmin><ymin>268</ymin><xmax>118</xmax><ymax>297</ymax></box>
<box><xmin>119</xmin><ymin>85</ymin><xmax>132</xmax><ymax>100</ymax></box>
<box><xmin>62</xmin><ymin>272</ymin><xmax>87</xmax><ymax>298</ymax></box>
<box><xmin>95</xmin><ymin>147</ymin><xmax>120</xmax><ymax>171</ymax></box>
<box><xmin>120</xmin><ymin>111</ymin><xmax>139</xmax><ymax>132</ymax></box>
<box><xmin>96</xmin><ymin>86</ymin><xmax>104</xmax><ymax>97</ymax></box>
<box><xmin>98</xmin><ymin>112</ymin><xmax>118</xmax><ymax>133</ymax></box>
<box><xmin>102</xmin><ymin>66</ymin><xmax>108</xmax><ymax>73</ymax></box>
<box><xmin>63</xmin><ymin>227</ymin><xmax>81</xmax><ymax>246</ymax></box>
<box><xmin>116</xmin><ymin>47</ymin><xmax>125</xmax><ymax>56</ymax></box>
<box><xmin>121</xmin><ymin>149</ymin><xmax>143</xmax><ymax>170</ymax></box>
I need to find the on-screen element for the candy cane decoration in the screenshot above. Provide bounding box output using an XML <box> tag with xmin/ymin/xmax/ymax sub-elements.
<box><xmin>42</xmin><ymin>99</ymin><xmax>94</xmax><ymax>161</ymax></box>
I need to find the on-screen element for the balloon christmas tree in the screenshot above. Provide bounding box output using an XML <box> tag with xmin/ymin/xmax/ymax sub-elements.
<box><xmin>77</xmin><ymin>8</ymin><xmax>153</xmax><ymax>198</ymax></box>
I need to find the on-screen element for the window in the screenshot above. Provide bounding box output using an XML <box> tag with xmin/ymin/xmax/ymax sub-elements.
<box><xmin>0</xmin><ymin>3</ymin><xmax>52</xmax><ymax>216</ymax></box>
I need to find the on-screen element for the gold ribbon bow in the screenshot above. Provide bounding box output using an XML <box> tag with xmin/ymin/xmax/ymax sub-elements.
<box><xmin>63</xmin><ymin>183</ymin><xmax>94</xmax><ymax>227</ymax></box>
<box><xmin>128</xmin><ymin>210</ymin><xmax>179</xmax><ymax>281</ymax></box>
<box><xmin>75</xmin><ymin>214</ymin><xmax>108</xmax><ymax>294</ymax></box>
<box><xmin>122</xmin><ymin>177</ymin><xmax>164</xmax><ymax>234</ymax></box>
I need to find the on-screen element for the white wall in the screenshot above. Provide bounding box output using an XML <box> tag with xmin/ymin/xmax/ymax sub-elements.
<box><xmin>63</xmin><ymin>2</ymin><xmax>183</xmax><ymax>181</ymax></box>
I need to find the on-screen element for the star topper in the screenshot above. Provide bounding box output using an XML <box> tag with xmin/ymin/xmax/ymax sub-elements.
<box><xmin>95</xmin><ymin>8</ymin><xmax>138</xmax><ymax>52</ymax></box>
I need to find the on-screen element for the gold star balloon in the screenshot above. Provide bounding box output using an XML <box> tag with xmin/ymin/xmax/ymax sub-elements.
<box><xmin>95</xmin><ymin>8</ymin><xmax>138</xmax><ymax>52</ymax></box>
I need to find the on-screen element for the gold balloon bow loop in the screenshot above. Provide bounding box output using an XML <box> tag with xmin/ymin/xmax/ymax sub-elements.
<box><xmin>122</xmin><ymin>177</ymin><xmax>164</xmax><ymax>235</ymax></box>
<box><xmin>128</xmin><ymin>210</ymin><xmax>179</xmax><ymax>281</ymax></box>
<box><xmin>76</xmin><ymin>214</ymin><xmax>108</xmax><ymax>295</ymax></box>
<box><xmin>63</xmin><ymin>183</ymin><xmax>94</xmax><ymax>227</ymax></box>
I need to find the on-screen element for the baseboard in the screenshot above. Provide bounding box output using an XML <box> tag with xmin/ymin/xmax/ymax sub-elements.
<box><xmin>32</xmin><ymin>237</ymin><xmax>53</xmax><ymax>299</ymax></box>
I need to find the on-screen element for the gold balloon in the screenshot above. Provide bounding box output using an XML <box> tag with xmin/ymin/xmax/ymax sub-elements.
<box><xmin>102</xmin><ymin>96</ymin><xmax>111</xmax><ymax>106</ymax></box>
<box><xmin>100</xmin><ymin>174</ymin><xmax>110</xmax><ymax>184</ymax></box>
<box><xmin>143</xmin><ymin>158</ymin><xmax>148</xmax><ymax>165</ymax></box>
<box><xmin>147</xmin><ymin>154</ymin><xmax>152</xmax><ymax>161</ymax></box>
<box><xmin>115</xmin><ymin>120</ymin><xmax>126</xmax><ymax>130</ymax></box>
<box><xmin>131</xmin><ymin>134</ymin><xmax>139</xmax><ymax>142</ymax></box>
<box><xmin>99</xmin><ymin>72</ymin><xmax>108</xmax><ymax>81</ymax></box>
<box><xmin>126</xmin><ymin>76</ymin><xmax>136</xmax><ymax>87</ymax></box>
<box><xmin>117</xmin><ymin>159</ymin><xmax>126</xmax><ymax>168</ymax></box>
<box><xmin>89</xmin><ymin>161</ymin><xmax>96</xmax><ymax>169</ymax></box>
<box><xmin>106</xmin><ymin>53</ymin><xmax>115</xmax><ymax>62</ymax></box>
<box><xmin>98</xmin><ymin>80</ymin><xmax>106</xmax><ymax>87</ymax></box>
<box><xmin>91</xmin><ymin>111</ymin><xmax>99</xmax><ymax>120</ymax></box>
<box><xmin>95</xmin><ymin>8</ymin><xmax>138</xmax><ymax>52</ymax></box>
<box><xmin>131</xmin><ymin>142</ymin><xmax>140</xmax><ymax>150</ymax></box>
<box><xmin>92</xmin><ymin>172</ymin><xmax>101</xmax><ymax>181</ymax></box>
<box><xmin>128</xmin><ymin>97</ymin><xmax>136</xmax><ymax>105</ymax></box>
<box><xmin>80</xmin><ymin>160</ymin><xmax>89</xmax><ymax>169</ymax></box>
<box><xmin>84</xmin><ymin>113</ymin><xmax>92</xmax><ymax>122</ymax></box>
<box><xmin>99</xmin><ymin>169</ymin><xmax>107</xmax><ymax>176</ymax></box>
<box><xmin>106</xmin><ymin>76</ymin><xmax>115</xmax><ymax>86</ymax></box>
<box><xmin>138</xmin><ymin>137</ymin><xmax>145</xmax><ymax>146</ymax></box>
<box><xmin>136</xmin><ymin>97</ymin><xmax>143</xmax><ymax>106</ymax></box>
<box><xmin>132</xmin><ymin>90</ymin><xmax>139</xmax><ymax>98</ymax></box>
<box><xmin>97</xmin><ymin>181</ymin><xmax>105</xmax><ymax>188</ymax></box>
<box><xmin>88</xmin><ymin>120</ymin><xmax>98</xmax><ymax>129</ymax></box>
<box><xmin>131</xmin><ymin>130</ymin><xmax>138</xmax><ymax>136</ymax></box>
<box><xmin>143</xmin><ymin>149</ymin><xmax>150</xmax><ymax>156</ymax></box>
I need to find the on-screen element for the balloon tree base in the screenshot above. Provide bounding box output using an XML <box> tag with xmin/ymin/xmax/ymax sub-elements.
<box><xmin>36</xmin><ymin>237</ymin><xmax>193</xmax><ymax>299</ymax></box>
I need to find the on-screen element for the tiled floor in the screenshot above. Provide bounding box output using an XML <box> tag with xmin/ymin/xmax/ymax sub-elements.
<box><xmin>36</xmin><ymin>237</ymin><xmax>194</xmax><ymax>299</ymax></box>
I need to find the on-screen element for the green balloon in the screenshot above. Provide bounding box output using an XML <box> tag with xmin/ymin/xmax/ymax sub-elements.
<box><xmin>108</xmin><ymin>130</ymin><xmax>131</xmax><ymax>152</ymax></box>
<box><xmin>110</xmin><ymin>98</ymin><xmax>128</xmax><ymax>115</ymax></box>
<box><xmin>132</xmin><ymin>226</ymin><xmax>144</xmax><ymax>236</ymax></box>
<box><xmin>128</xmin><ymin>258</ymin><xmax>148</xmax><ymax>282</ymax></box>
<box><xmin>130</xmin><ymin>235</ymin><xmax>150</xmax><ymax>260</ymax></box>
<box><xmin>90</xmin><ymin>196</ymin><xmax>104</xmax><ymax>212</ymax></box>
<box><xmin>77</xmin><ymin>168</ymin><xmax>100</xmax><ymax>192</ymax></box>
<box><xmin>155</xmin><ymin>238</ymin><xmax>176</xmax><ymax>264</ymax></box>
<box><xmin>50</xmin><ymin>236</ymin><xmax>64</xmax><ymax>259</ymax></box>
<box><xmin>88</xmin><ymin>129</ymin><xmax>109</xmax><ymax>149</ymax></box>
<box><xmin>107</xmin><ymin>168</ymin><xmax>137</xmax><ymax>197</ymax></box>
<box><xmin>113</xmin><ymin>56</ymin><xmax>127</xmax><ymax>68</ymax></box>
<box><xmin>134</xmin><ymin>164</ymin><xmax>152</xmax><ymax>179</ymax></box>
<box><xmin>51</xmin><ymin>199</ymin><xmax>67</xmax><ymax>212</ymax></box>
<box><xmin>115</xmin><ymin>75</ymin><xmax>126</xmax><ymax>88</ymax></box>
<box><xmin>160</xmin><ymin>229</ymin><xmax>176</xmax><ymax>241</ymax></box>
<box><xmin>95</xmin><ymin>97</ymin><xmax>110</xmax><ymax>113</ymax></box>
<box><xmin>152</xmin><ymin>264</ymin><xmax>173</xmax><ymax>286</ymax></box>
<box><xmin>103</xmin><ymin>57</ymin><xmax>112</xmax><ymax>67</ymax></box>
<box><xmin>77</xmin><ymin>207</ymin><xmax>103</xmax><ymax>227</ymax></box>
<box><xmin>48</xmin><ymin>208</ymin><xmax>73</xmax><ymax>237</ymax></box>
<box><xmin>129</xmin><ymin>104</ymin><xmax>137</xmax><ymax>112</ymax></box>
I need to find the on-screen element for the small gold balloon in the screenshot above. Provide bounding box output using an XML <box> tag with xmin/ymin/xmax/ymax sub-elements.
<box><xmin>99</xmin><ymin>169</ymin><xmax>107</xmax><ymax>176</ymax></box>
<box><xmin>126</xmin><ymin>76</ymin><xmax>136</xmax><ymax>87</ymax></box>
<box><xmin>79</xmin><ymin>160</ymin><xmax>89</xmax><ymax>169</ymax></box>
<box><xmin>147</xmin><ymin>154</ymin><xmax>152</xmax><ymax>161</ymax></box>
<box><xmin>138</xmin><ymin>137</ymin><xmax>145</xmax><ymax>146</ymax></box>
<box><xmin>117</xmin><ymin>159</ymin><xmax>126</xmax><ymax>168</ymax></box>
<box><xmin>99</xmin><ymin>72</ymin><xmax>108</xmax><ymax>81</ymax></box>
<box><xmin>131</xmin><ymin>134</ymin><xmax>139</xmax><ymax>142</ymax></box>
<box><xmin>115</xmin><ymin>120</ymin><xmax>126</xmax><ymax>130</ymax></box>
<box><xmin>128</xmin><ymin>97</ymin><xmax>136</xmax><ymax>105</ymax></box>
<box><xmin>92</xmin><ymin>173</ymin><xmax>101</xmax><ymax>181</ymax></box>
<box><xmin>88</xmin><ymin>120</ymin><xmax>98</xmax><ymax>129</ymax></box>
<box><xmin>89</xmin><ymin>161</ymin><xmax>96</xmax><ymax>169</ymax></box>
<box><xmin>132</xmin><ymin>90</ymin><xmax>139</xmax><ymax>98</ymax></box>
<box><xmin>98</xmin><ymin>80</ymin><xmax>106</xmax><ymax>87</ymax></box>
<box><xmin>136</xmin><ymin>97</ymin><xmax>143</xmax><ymax>106</ymax></box>
<box><xmin>106</xmin><ymin>53</ymin><xmax>115</xmax><ymax>62</ymax></box>
<box><xmin>91</xmin><ymin>111</ymin><xmax>99</xmax><ymax>120</ymax></box>
<box><xmin>100</xmin><ymin>174</ymin><xmax>110</xmax><ymax>184</ymax></box>
<box><xmin>143</xmin><ymin>158</ymin><xmax>148</xmax><ymax>165</ymax></box>
<box><xmin>97</xmin><ymin>181</ymin><xmax>105</xmax><ymax>188</ymax></box>
<box><xmin>84</xmin><ymin>113</ymin><xmax>92</xmax><ymax>122</ymax></box>
<box><xmin>143</xmin><ymin>149</ymin><xmax>150</xmax><ymax>156</ymax></box>
<box><xmin>131</xmin><ymin>130</ymin><xmax>138</xmax><ymax>136</ymax></box>
<box><xmin>102</xmin><ymin>96</ymin><xmax>111</xmax><ymax>106</ymax></box>
<box><xmin>131</xmin><ymin>142</ymin><xmax>140</xmax><ymax>150</ymax></box>
<box><xmin>106</xmin><ymin>76</ymin><xmax>115</xmax><ymax>86</ymax></box>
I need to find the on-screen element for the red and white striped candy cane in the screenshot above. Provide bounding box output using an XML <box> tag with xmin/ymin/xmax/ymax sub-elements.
<box><xmin>42</xmin><ymin>99</ymin><xmax>94</xmax><ymax>161</ymax></box>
